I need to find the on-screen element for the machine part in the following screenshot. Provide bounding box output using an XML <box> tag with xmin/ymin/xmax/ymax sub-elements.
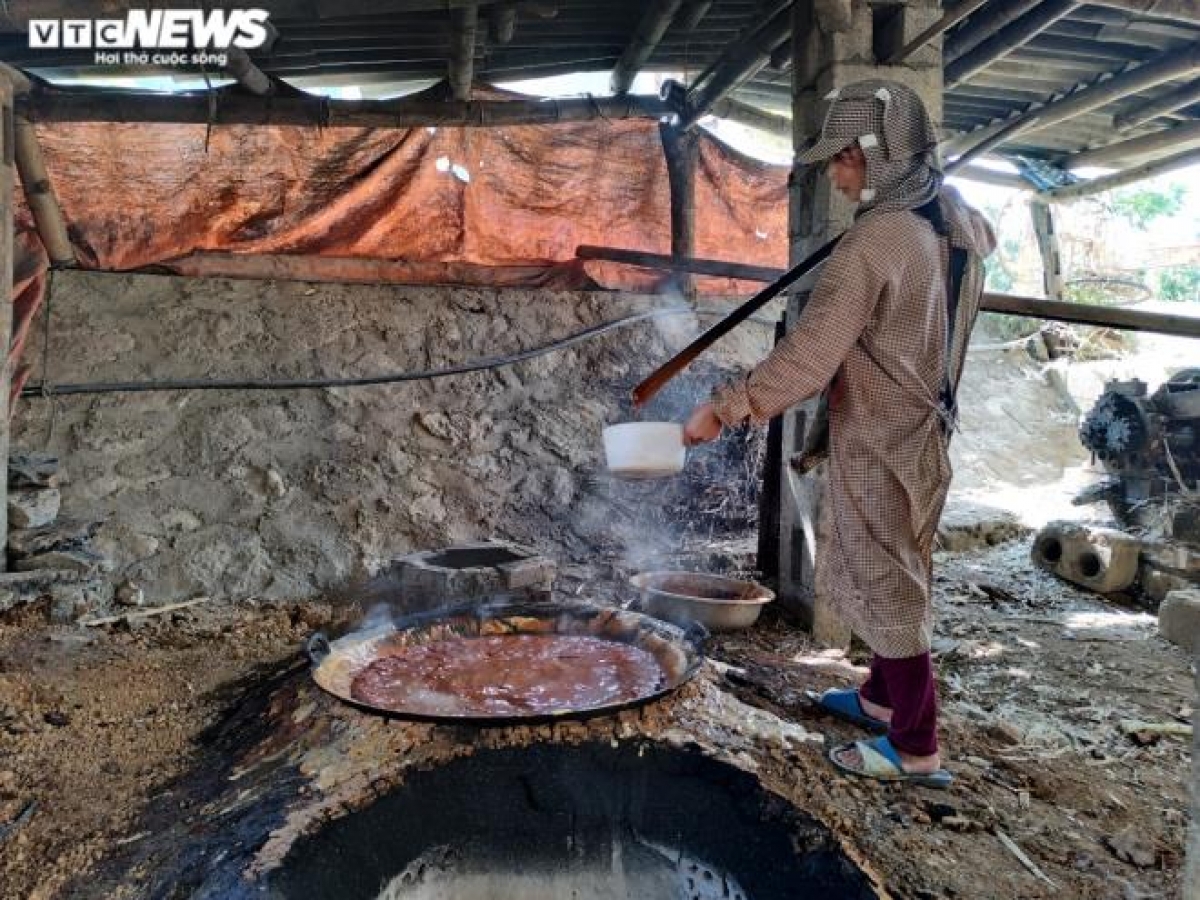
<box><xmin>1078</xmin><ymin>371</ymin><xmax>1200</xmax><ymax>542</ymax></box>
<box><xmin>1031</xmin><ymin>521</ymin><xmax>1142</xmax><ymax>593</ymax></box>
<box><xmin>306</xmin><ymin>599</ymin><xmax>704</xmax><ymax>724</ymax></box>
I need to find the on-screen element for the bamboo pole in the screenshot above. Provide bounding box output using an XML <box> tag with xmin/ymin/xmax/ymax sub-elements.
<box><xmin>1114</xmin><ymin>81</ymin><xmax>1200</xmax><ymax>131</ymax></box>
<box><xmin>949</xmin><ymin>44</ymin><xmax>1200</xmax><ymax>168</ymax></box>
<box><xmin>17</xmin><ymin>87</ymin><xmax>671</xmax><ymax>127</ymax></box>
<box><xmin>224</xmin><ymin>47</ymin><xmax>275</xmax><ymax>96</ymax></box>
<box><xmin>679</xmin><ymin>1</ymin><xmax>793</xmax><ymax>128</ymax></box>
<box><xmin>944</xmin><ymin>0</ymin><xmax>1043</xmax><ymax>62</ymax></box>
<box><xmin>659</xmin><ymin>122</ymin><xmax>698</xmax><ymax>296</ymax></box>
<box><xmin>945</xmin><ymin>0</ymin><xmax>1079</xmax><ymax>88</ymax></box>
<box><xmin>573</xmin><ymin>244</ymin><xmax>1200</xmax><ymax>338</ymax></box>
<box><xmin>709</xmin><ymin>96</ymin><xmax>791</xmax><ymax>139</ymax></box>
<box><xmin>611</xmin><ymin>0</ymin><xmax>686</xmax><ymax>94</ymax></box>
<box><xmin>448</xmin><ymin>3</ymin><xmax>479</xmax><ymax>101</ymax></box>
<box><xmin>1064</xmin><ymin>120</ymin><xmax>1200</xmax><ymax>170</ymax></box>
<box><xmin>885</xmin><ymin>0</ymin><xmax>990</xmax><ymax>65</ymax></box>
<box><xmin>0</xmin><ymin>75</ymin><xmax>13</xmax><ymax>567</ymax></box>
<box><xmin>487</xmin><ymin>2</ymin><xmax>518</xmax><ymax>43</ymax></box>
<box><xmin>12</xmin><ymin>117</ymin><xmax>73</xmax><ymax>266</ymax></box>
<box><xmin>1040</xmin><ymin>147</ymin><xmax>1200</xmax><ymax>199</ymax></box>
<box><xmin>1030</xmin><ymin>199</ymin><xmax>1064</xmax><ymax>301</ymax></box>
<box><xmin>1084</xmin><ymin>0</ymin><xmax>1200</xmax><ymax>25</ymax></box>
<box><xmin>679</xmin><ymin>0</ymin><xmax>715</xmax><ymax>31</ymax></box>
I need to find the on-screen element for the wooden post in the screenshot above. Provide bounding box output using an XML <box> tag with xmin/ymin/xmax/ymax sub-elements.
<box><xmin>1030</xmin><ymin>199</ymin><xmax>1064</xmax><ymax>302</ymax></box>
<box><xmin>659</xmin><ymin>121</ymin><xmax>698</xmax><ymax>297</ymax></box>
<box><xmin>13</xmin><ymin>117</ymin><xmax>73</xmax><ymax>266</ymax></box>
<box><xmin>448</xmin><ymin>3</ymin><xmax>479</xmax><ymax>101</ymax></box>
<box><xmin>487</xmin><ymin>2</ymin><xmax>518</xmax><ymax>43</ymax></box>
<box><xmin>0</xmin><ymin>74</ymin><xmax>13</xmax><ymax>568</ymax></box>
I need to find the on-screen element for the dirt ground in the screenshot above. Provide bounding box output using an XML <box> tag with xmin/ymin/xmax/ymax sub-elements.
<box><xmin>0</xmin><ymin>274</ymin><xmax>1193</xmax><ymax>897</ymax></box>
<box><xmin>0</xmin><ymin>533</ymin><xmax>1191</xmax><ymax>899</ymax></box>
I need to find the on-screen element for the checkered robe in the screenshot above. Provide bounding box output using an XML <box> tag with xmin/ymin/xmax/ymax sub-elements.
<box><xmin>712</xmin><ymin>188</ymin><xmax>995</xmax><ymax>658</ymax></box>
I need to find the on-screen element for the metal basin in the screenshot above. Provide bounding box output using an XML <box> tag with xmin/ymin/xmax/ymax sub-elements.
<box><xmin>630</xmin><ymin>572</ymin><xmax>774</xmax><ymax>632</ymax></box>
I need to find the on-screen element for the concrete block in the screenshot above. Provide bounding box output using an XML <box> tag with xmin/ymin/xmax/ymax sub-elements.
<box><xmin>1158</xmin><ymin>589</ymin><xmax>1200</xmax><ymax>653</ymax></box>
<box><xmin>383</xmin><ymin>540</ymin><xmax>556</xmax><ymax>614</ymax></box>
<box><xmin>1031</xmin><ymin>521</ymin><xmax>1141</xmax><ymax>594</ymax></box>
<box><xmin>8</xmin><ymin>487</ymin><xmax>61</xmax><ymax>529</ymax></box>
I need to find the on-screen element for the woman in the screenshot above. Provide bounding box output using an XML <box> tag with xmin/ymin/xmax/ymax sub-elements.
<box><xmin>684</xmin><ymin>80</ymin><xmax>995</xmax><ymax>787</ymax></box>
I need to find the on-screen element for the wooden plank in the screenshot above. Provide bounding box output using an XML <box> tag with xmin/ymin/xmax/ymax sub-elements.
<box><xmin>448</xmin><ymin>3</ymin><xmax>479</xmax><ymax>101</ymax></box>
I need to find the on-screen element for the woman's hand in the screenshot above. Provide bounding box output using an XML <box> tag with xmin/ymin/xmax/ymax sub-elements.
<box><xmin>684</xmin><ymin>403</ymin><xmax>723</xmax><ymax>446</ymax></box>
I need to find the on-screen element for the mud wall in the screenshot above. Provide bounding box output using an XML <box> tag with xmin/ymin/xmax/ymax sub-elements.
<box><xmin>14</xmin><ymin>271</ymin><xmax>772</xmax><ymax>605</ymax></box>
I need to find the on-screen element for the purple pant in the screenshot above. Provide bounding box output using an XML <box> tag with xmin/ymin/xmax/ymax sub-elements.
<box><xmin>859</xmin><ymin>652</ymin><xmax>939</xmax><ymax>757</ymax></box>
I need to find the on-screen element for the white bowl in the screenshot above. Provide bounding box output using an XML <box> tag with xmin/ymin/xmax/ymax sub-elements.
<box><xmin>603</xmin><ymin>422</ymin><xmax>686</xmax><ymax>479</ymax></box>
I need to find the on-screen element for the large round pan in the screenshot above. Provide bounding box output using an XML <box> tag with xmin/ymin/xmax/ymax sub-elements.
<box><xmin>304</xmin><ymin>599</ymin><xmax>706</xmax><ymax>725</ymax></box>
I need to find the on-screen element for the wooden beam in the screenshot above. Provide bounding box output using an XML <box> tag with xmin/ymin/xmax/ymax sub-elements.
<box><xmin>947</xmin><ymin>44</ymin><xmax>1200</xmax><ymax>169</ymax></box>
<box><xmin>611</xmin><ymin>0</ymin><xmax>685</xmax><ymax>95</ymax></box>
<box><xmin>659</xmin><ymin>122</ymin><xmax>698</xmax><ymax>295</ymax></box>
<box><xmin>1040</xmin><ymin>147</ymin><xmax>1200</xmax><ymax>199</ymax></box>
<box><xmin>1114</xmin><ymin>80</ymin><xmax>1200</xmax><ymax>131</ymax></box>
<box><xmin>1064</xmin><ymin>120</ymin><xmax>1200</xmax><ymax>169</ymax></box>
<box><xmin>679</xmin><ymin>0</ymin><xmax>715</xmax><ymax>31</ymax></box>
<box><xmin>13</xmin><ymin>117</ymin><xmax>73</xmax><ymax>266</ymax></box>
<box><xmin>1084</xmin><ymin>0</ymin><xmax>1200</xmax><ymax>26</ymax></box>
<box><xmin>950</xmin><ymin>162</ymin><xmax>1033</xmax><ymax>189</ymax></box>
<box><xmin>944</xmin><ymin>0</ymin><xmax>1044</xmax><ymax>62</ymax></box>
<box><xmin>679</xmin><ymin>1</ymin><xmax>793</xmax><ymax>128</ymax></box>
<box><xmin>17</xmin><ymin>85</ymin><xmax>671</xmax><ymax>127</ymax></box>
<box><xmin>945</xmin><ymin>0</ymin><xmax>1079</xmax><ymax>89</ymax></box>
<box><xmin>574</xmin><ymin>244</ymin><xmax>1200</xmax><ymax>338</ymax></box>
<box><xmin>0</xmin><ymin>74</ymin><xmax>12</xmax><ymax>567</ymax></box>
<box><xmin>487</xmin><ymin>2</ymin><xmax>518</xmax><ymax>43</ymax></box>
<box><xmin>885</xmin><ymin>0</ymin><xmax>990</xmax><ymax>65</ymax></box>
<box><xmin>709</xmin><ymin>96</ymin><xmax>791</xmax><ymax>139</ymax></box>
<box><xmin>448</xmin><ymin>3</ymin><xmax>479</xmax><ymax>101</ymax></box>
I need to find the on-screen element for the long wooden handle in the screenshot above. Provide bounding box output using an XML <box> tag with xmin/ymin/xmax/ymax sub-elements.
<box><xmin>632</xmin><ymin>236</ymin><xmax>841</xmax><ymax>407</ymax></box>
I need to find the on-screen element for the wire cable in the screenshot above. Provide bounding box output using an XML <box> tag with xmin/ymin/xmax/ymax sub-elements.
<box><xmin>23</xmin><ymin>306</ymin><xmax>778</xmax><ymax>399</ymax></box>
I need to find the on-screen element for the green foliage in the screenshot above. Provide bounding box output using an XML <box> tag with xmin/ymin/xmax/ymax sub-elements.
<box><xmin>984</xmin><ymin>254</ymin><xmax>1014</xmax><ymax>293</ymax></box>
<box><xmin>1109</xmin><ymin>184</ymin><xmax>1186</xmax><ymax>230</ymax></box>
<box><xmin>1156</xmin><ymin>265</ymin><xmax>1200</xmax><ymax>303</ymax></box>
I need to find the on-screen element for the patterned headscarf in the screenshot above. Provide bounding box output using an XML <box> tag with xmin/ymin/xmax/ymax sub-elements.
<box><xmin>797</xmin><ymin>79</ymin><xmax>942</xmax><ymax>218</ymax></box>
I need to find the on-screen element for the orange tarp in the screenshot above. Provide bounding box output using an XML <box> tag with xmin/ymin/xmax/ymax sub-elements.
<box><xmin>17</xmin><ymin>112</ymin><xmax>789</xmax><ymax>294</ymax></box>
